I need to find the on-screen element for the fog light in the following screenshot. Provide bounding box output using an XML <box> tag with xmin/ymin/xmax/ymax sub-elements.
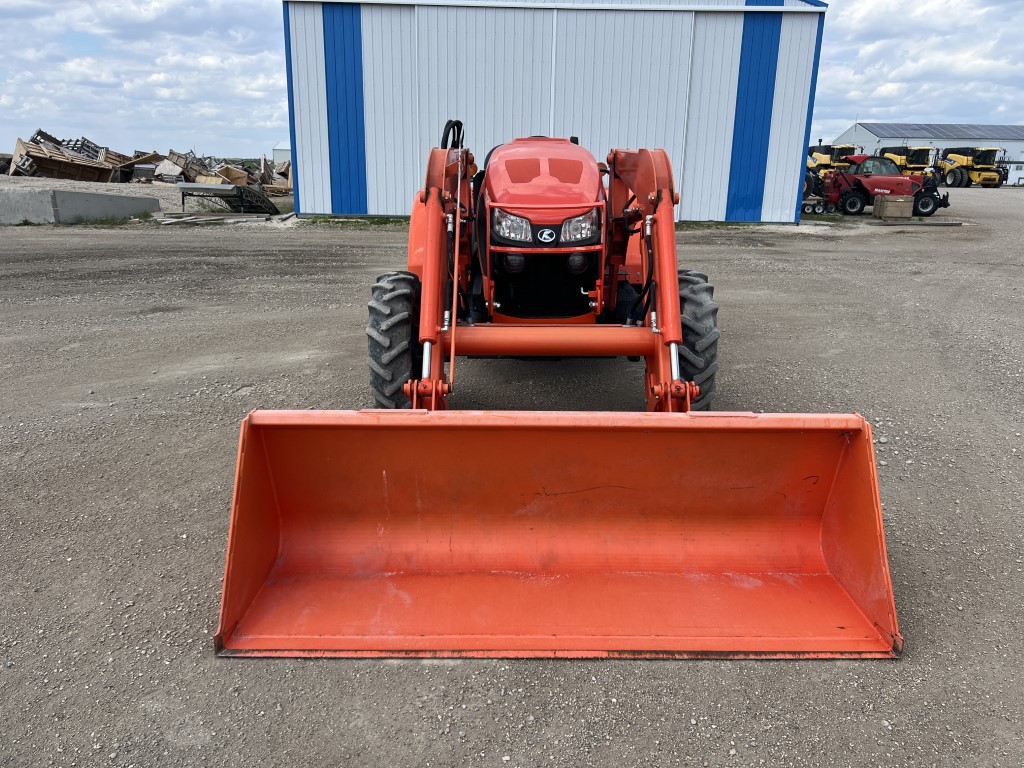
<box><xmin>566</xmin><ymin>252</ymin><xmax>588</xmax><ymax>274</ymax></box>
<box><xmin>505</xmin><ymin>253</ymin><xmax>526</xmax><ymax>273</ymax></box>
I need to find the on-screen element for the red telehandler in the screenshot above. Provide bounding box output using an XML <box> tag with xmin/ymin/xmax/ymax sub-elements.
<box><xmin>216</xmin><ymin>121</ymin><xmax>901</xmax><ymax>659</ymax></box>
<box><xmin>823</xmin><ymin>154</ymin><xmax>949</xmax><ymax>217</ymax></box>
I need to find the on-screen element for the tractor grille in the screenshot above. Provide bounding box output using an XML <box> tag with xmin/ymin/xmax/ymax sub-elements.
<box><xmin>493</xmin><ymin>251</ymin><xmax>599</xmax><ymax>318</ymax></box>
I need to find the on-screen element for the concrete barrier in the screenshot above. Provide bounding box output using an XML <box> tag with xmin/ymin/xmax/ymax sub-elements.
<box><xmin>0</xmin><ymin>189</ymin><xmax>56</xmax><ymax>224</ymax></box>
<box><xmin>0</xmin><ymin>188</ymin><xmax>159</xmax><ymax>225</ymax></box>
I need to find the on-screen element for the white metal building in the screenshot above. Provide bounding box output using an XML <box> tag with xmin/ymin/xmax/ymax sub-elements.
<box><xmin>282</xmin><ymin>0</ymin><xmax>826</xmax><ymax>221</ymax></box>
<box><xmin>272</xmin><ymin>141</ymin><xmax>292</xmax><ymax>165</ymax></box>
<box><xmin>833</xmin><ymin>123</ymin><xmax>1024</xmax><ymax>182</ymax></box>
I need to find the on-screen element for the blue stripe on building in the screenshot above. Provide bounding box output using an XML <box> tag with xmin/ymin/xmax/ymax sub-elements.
<box><xmin>283</xmin><ymin>2</ymin><xmax>300</xmax><ymax>215</ymax></box>
<box><xmin>725</xmin><ymin>0</ymin><xmax>783</xmax><ymax>222</ymax></box>
<box><xmin>323</xmin><ymin>3</ymin><xmax>368</xmax><ymax>214</ymax></box>
<box><xmin>795</xmin><ymin>11</ymin><xmax>826</xmax><ymax>221</ymax></box>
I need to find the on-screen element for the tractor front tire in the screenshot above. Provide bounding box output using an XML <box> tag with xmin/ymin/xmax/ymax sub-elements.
<box><xmin>677</xmin><ymin>270</ymin><xmax>720</xmax><ymax>411</ymax></box>
<box><xmin>944</xmin><ymin>170</ymin><xmax>958</xmax><ymax>187</ymax></box>
<box><xmin>840</xmin><ymin>190</ymin><xmax>867</xmax><ymax>215</ymax></box>
<box><xmin>366</xmin><ymin>271</ymin><xmax>422</xmax><ymax>408</ymax></box>
<box><xmin>913</xmin><ymin>192</ymin><xmax>939</xmax><ymax>217</ymax></box>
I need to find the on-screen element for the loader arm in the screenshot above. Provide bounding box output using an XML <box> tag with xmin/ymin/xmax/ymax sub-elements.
<box><xmin>406</xmin><ymin>143</ymin><xmax>697</xmax><ymax>413</ymax></box>
<box><xmin>608</xmin><ymin>148</ymin><xmax>694</xmax><ymax>410</ymax></box>
<box><xmin>405</xmin><ymin>145</ymin><xmax>473</xmax><ymax>409</ymax></box>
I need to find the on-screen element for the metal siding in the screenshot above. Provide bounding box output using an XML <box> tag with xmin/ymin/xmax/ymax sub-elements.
<box><xmin>323</xmin><ymin>3</ymin><xmax>368</xmax><ymax>214</ymax></box>
<box><xmin>793</xmin><ymin>9</ymin><xmax>823</xmax><ymax>221</ymax></box>
<box><xmin>680</xmin><ymin>13</ymin><xmax>743</xmax><ymax>220</ymax></box>
<box><xmin>551</xmin><ymin>9</ymin><xmax>693</xmax><ymax>214</ymax></box>
<box><xmin>289</xmin><ymin>1</ymin><xmax>822</xmax><ymax>221</ymax></box>
<box><xmin>283</xmin><ymin>3</ymin><xmax>300</xmax><ymax>214</ymax></box>
<box><xmin>360</xmin><ymin>4</ymin><xmax>420</xmax><ymax>215</ymax></box>
<box><xmin>725</xmin><ymin>1</ymin><xmax>782</xmax><ymax>222</ymax></box>
<box><xmin>416</xmin><ymin>7</ymin><xmax>554</xmax><ymax>157</ymax></box>
<box><xmin>361</xmin><ymin>5</ymin><xmax>555</xmax><ymax>214</ymax></box>
<box><xmin>761</xmin><ymin>12</ymin><xmax>818</xmax><ymax>222</ymax></box>
<box><xmin>289</xmin><ymin>2</ymin><xmax>332</xmax><ymax>214</ymax></box>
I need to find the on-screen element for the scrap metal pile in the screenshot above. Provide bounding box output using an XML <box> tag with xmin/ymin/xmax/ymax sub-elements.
<box><xmin>6</xmin><ymin>128</ymin><xmax>292</xmax><ymax>195</ymax></box>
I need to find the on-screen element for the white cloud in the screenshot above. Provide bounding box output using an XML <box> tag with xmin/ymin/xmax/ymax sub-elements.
<box><xmin>812</xmin><ymin>0</ymin><xmax>1024</xmax><ymax>141</ymax></box>
<box><xmin>0</xmin><ymin>1</ymin><xmax>286</xmax><ymax>156</ymax></box>
<box><xmin>1</xmin><ymin>1</ymin><xmax>1021</xmax><ymax>158</ymax></box>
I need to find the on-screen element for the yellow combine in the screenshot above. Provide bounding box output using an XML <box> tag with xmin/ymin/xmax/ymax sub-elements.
<box><xmin>805</xmin><ymin>142</ymin><xmax>858</xmax><ymax>198</ymax></box>
<box><xmin>935</xmin><ymin>147</ymin><xmax>1003</xmax><ymax>188</ymax></box>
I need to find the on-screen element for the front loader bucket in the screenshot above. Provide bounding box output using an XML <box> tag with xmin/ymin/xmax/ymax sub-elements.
<box><xmin>216</xmin><ymin>410</ymin><xmax>901</xmax><ymax>659</ymax></box>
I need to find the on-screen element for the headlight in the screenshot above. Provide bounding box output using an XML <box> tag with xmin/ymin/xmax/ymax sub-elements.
<box><xmin>492</xmin><ymin>209</ymin><xmax>532</xmax><ymax>242</ymax></box>
<box><xmin>560</xmin><ymin>209</ymin><xmax>599</xmax><ymax>242</ymax></box>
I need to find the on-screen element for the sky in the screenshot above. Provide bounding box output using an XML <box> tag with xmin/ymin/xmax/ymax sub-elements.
<box><xmin>1</xmin><ymin>0</ymin><xmax>1022</xmax><ymax>158</ymax></box>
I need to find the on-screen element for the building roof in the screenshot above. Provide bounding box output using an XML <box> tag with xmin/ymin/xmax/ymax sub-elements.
<box><xmin>858</xmin><ymin>123</ymin><xmax>1024</xmax><ymax>141</ymax></box>
<box><xmin>286</xmin><ymin>0</ymin><xmax>825</xmax><ymax>10</ymax></box>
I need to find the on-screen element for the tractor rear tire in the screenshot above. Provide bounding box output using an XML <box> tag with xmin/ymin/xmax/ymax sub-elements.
<box><xmin>367</xmin><ymin>271</ymin><xmax>422</xmax><ymax>408</ymax></box>
<box><xmin>944</xmin><ymin>170</ymin><xmax>958</xmax><ymax>187</ymax></box>
<box><xmin>913</xmin><ymin>192</ymin><xmax>939</xmax><ymax>217</ymax></box>
<box><xmin>677</xmin><ymin>270</ymin><xmax>720</xmax><ymax>411</ymax></box>
<box><xmin>840</xmin><ymin>190</ymin><xmax>867</xmax><ymax>215</ymax></box>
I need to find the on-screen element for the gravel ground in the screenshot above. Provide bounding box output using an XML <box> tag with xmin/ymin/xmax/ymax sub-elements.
<box><xmin>1</xmin><ymin>188</ymin><xmax>1022</xmax><ymax>767</ymax></box>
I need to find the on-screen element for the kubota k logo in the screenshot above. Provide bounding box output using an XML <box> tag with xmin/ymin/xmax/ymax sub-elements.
<box><xmin>537</xmin><ymin>229</ymin><xmax>556</xmax><ymax>243</ymax></box>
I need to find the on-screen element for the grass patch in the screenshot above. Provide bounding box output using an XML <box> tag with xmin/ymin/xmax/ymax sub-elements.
<box><xmin>55</xmin><ymin>212</ymin><xmax>159</xmax><ymax>226</ymax></box>
<box><xmin>301</xmin><ymin>215</ymin><xmax>408</xmax><ymax>228</ymax></box>
<box><xmin>675</xmin><ymin>220</ymin><xmax>766</xmax><ymax>231</ymax></box>
<box><xmin>59</xmin><ymin>216</ymin><xmax>132</xmax><ymax>227</ymax></box>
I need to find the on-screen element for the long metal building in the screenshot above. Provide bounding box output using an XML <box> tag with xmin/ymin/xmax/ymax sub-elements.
<box><xmin>283</xmin><ymin>0</ymin><xmax>826</xmax><ymax>222</ymax></box>
<box><xmin>833</xmin><ymin>122</ymin><xmax>1024</xmax><ymax>163</ymax></box>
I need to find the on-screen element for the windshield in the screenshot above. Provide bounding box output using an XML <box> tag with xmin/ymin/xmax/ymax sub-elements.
<box><xmin>906</xmin><ymin>148</ymin><xmax>931</xmax><ymax>166</ymax></box>
<box><xmin>857</xmin><ymin>157</ymin><xmax>901</xmax><ymax>175</ymax></box>
<box><xmin>976</xmin><ymin>149</ymin><xmax>997</xmax><ymax>166</ymax></box>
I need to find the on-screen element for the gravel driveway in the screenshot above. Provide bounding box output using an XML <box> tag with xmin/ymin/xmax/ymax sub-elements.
<box><xmin>1</xmin><ymin>188</ymin><xmax>1022</xmax><ymax>767</ymax></box>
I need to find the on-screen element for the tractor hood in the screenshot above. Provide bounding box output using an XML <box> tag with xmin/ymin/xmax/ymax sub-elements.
<box><xmin>485</xmin><ymin>139</ymin><xmax>603</xmax><ymax>209</ymax></box>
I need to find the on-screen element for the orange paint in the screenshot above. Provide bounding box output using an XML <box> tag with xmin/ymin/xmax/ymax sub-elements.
<box><xmin>216</xmin><ymin>411</ymin><xmax>901</xmax><ymax>659</ymax></box>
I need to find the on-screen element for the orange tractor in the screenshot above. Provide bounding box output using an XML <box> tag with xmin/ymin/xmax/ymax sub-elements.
<box><xmin>216</xmin><ymin>121</ymin><xmax>902</xmax><ymax>659</ymax></box>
